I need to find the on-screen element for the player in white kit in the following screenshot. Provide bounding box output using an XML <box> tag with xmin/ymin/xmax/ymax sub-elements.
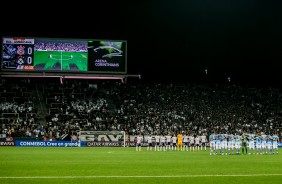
<box><xmin>195</xmin><ymin>135</ymin><xmax>200</xmax><ymax>151</ymax></box>
<box><xmin>155</xmin><ymin>134</ymin><xmax>160</xmax><ymax>151</ymax></box>
<box><xmin>200</xmin><ymin>133</ymin><xmax>207</xmax><ymax>151</ymax></box>
<box><xmin>160</xmin><ymin>134</ymin><xmax>166</xmax><ymax>151</ymax></box>
<box><xmin>182</xmin><ymin>133</ymin><xmax>189</xmax><ymax>151</ymax></box>
<box><xmin>136</xmin><ymin>133</ymin><xmax>143</xmax><ymax>151</ymax></box>
<box><xmin>189</xmin><ymin>134</ymin><xmax>195</xmax><ymax>151</ymax></box>
<box><xmin>165</xmin><ymin>133</ymin><xmax>172</xmax><ymax>151</ymax></box>
<box><xmin>147</xmin><ymin>134</ymin><xmax>153</xmax><ymax>151</ymax></box>
<box><xmin>172</xmin><ymin>134</ymin><xmax>177</xmax><ymax>151</ymax></box>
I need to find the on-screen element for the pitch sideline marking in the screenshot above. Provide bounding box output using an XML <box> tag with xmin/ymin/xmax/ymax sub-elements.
<box><xmin>1</xmin><ymin>174</ymin><xmax>282</xmax><ymax>179</ymax></box>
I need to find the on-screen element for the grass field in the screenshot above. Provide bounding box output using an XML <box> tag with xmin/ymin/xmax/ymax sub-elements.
<box><xmin>34</xmin><ymin>51</ymin><xmax>88</xmax><ymax>71</ymax></box>
<box><xmin>0</xmin><ymin>147</ymin><xmax>281</xmax><ymax>184</ymax></box>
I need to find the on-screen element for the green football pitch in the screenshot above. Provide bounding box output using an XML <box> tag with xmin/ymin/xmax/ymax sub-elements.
<box><xmin>0</xmin><ymin>147</ymin><xmax>281</xmax><ymax>184</ymax></box>
<box><xmin>34</xmin><ymin>51</ymin><xmax>88</xmax><ymax>71</ymax></box>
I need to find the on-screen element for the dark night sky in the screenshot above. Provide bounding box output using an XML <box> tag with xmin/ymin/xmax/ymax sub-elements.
<box><xmin>1</xmin><ymin>0</ymin><xmax>282</xmax><ymax>86</ymax></box>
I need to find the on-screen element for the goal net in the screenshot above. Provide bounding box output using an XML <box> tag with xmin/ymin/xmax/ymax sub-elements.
<box><xmin>79</xmin><ymin>130</ymin><xmax>126</xmax><ymax>147</ymax></box>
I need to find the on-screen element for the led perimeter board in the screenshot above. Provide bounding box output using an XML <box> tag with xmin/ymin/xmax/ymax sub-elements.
<box><xmin>1</xmin><ymin>37</ymin><xmax>127</xmax><ymax>74</ymax></box>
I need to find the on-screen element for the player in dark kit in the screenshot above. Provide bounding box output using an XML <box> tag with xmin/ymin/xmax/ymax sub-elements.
<box><xmin>241</xmin><ymin>133</ymin><xmax>249</xmax><ymax>155</ymax></box>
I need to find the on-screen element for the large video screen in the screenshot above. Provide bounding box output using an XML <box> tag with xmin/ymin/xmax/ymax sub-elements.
<box><xmin>1</xmin><ymin>37</ymin><xmax>127</xmax><ymax>74</ymax></box>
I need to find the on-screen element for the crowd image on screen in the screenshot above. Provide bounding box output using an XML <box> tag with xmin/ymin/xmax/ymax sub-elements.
<box><xmin>34</xmin><ymin>41</ymin><xmax>87</xmax><ymax>52</ymax></box>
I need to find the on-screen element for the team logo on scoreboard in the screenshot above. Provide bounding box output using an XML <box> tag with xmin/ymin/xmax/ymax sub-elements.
<box><xmin>17</xmin><ymin>56</ymin><xmax>24</xmax><ymax>65</ymax></box>
<box><xmin>17</xmin><ymin>45</ymin><xmax>25</xmax><ymax>55</ymax></box>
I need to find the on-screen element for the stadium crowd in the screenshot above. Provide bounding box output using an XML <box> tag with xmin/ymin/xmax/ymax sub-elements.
<box><xmin>1</xmin><ymin>78</ymin><xmax>282</xmax><ymax>144</ymax></box>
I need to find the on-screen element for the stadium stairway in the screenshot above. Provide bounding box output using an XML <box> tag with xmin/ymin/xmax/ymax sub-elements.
<box><xmin>105</xmin><ymin>96</ymin><xmax>118</xmax><ymax>115</ymax></box>
<box><xmin>32</xmin><ymin>83</ymin><xmax>48</xmax><ymax>125</ymax></box>
<box><xmin>98</xmin><ymin>87</ymin><xmax>118</xmax><ymax>115</ymax></box>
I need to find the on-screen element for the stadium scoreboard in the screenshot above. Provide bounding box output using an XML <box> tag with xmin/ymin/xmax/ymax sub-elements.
<box><xmin>2</xmin><ymin>38</ymin><xmax>35</xmax><ymax>70</ymax></box>
<box><xmin>1</xmin><ymin>37</ymin><xmax>127</xmax><ymax>74</ymax></box>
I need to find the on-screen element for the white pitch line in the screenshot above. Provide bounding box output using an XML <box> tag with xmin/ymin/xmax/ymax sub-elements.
<box><xmin>1</xmin><ymin>174</ymin><xmax>282</xmax><ymax>179</ymax></box>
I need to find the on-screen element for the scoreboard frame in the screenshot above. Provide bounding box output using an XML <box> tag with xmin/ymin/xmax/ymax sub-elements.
<box><xmin>1</xmin><ymin>37</ymin><xmax>127</xmax><ymax>75</ymax></box>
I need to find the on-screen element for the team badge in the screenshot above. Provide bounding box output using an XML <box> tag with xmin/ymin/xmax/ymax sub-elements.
<box><xmin>17</xmin><ymin>56</ymin><xmax>24</xmax><ymax>65</ymax></box>
<box><xmin>17</xmin><ymin>45</ymin><xmax>25</xmax><ymax>55</ymax></box>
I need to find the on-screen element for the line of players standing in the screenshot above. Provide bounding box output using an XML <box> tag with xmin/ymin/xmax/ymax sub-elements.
<box><xmin>135</xmin><ymin>132</ymin><xmax>208</xmax><ymax>151</ymax></box>
<box><xmin>208</xmin><ymin>132</ymin><xmax>279</xmax><ymax>155</ymax></box>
